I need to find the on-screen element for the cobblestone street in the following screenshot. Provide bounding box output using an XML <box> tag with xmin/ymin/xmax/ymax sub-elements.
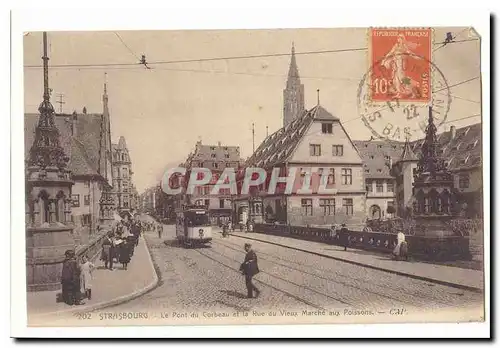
<box><xmin>109</xmin><ymin>224</ymin><xmax>483</xmax><ymax>315</ymax></box>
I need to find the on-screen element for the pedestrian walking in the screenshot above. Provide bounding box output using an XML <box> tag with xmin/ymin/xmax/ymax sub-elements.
<box><xmin>340</xmin><ymin>223</ymin><xmax>349</xmax><ymax>251</ymax></box>
<box><xmin>119</xmin><ymin>240</ymin><xmax>131</xmax><ymax>270</ymax></box>
<box><xmin>101</xmin><ymin>234</ymin><xmax>114</xmax><ymax>270</ymax></box>
<box><xmin>80</xmin><ymin>255</ymin><xmax>95</xmax><ymax>300</ymax></box>
<box><xmin>239</xmin><ymin>243</ymin><xmax>260</xmax><ymax>299</ymax></box>
<box><xmin>61</xmin><ymin>250</ymin><xmax>84</xmax><ymax>306</ymax></box>
<box><xmin>158</xmin><ymin>223</ymin><xmax>163</xmax><ymax>239</ymax></box>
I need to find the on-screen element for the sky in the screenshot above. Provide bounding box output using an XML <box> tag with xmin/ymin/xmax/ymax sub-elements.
<box><xmin>23</xmin><ymin>27</ymin><xmax>482</xmax><ymax>193</ymax></box>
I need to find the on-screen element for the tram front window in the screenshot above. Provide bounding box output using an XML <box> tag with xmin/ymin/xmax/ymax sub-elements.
<box><xmin>185</xmin><ymin>212</ymin><xmax>210</xmax><ymax>227</ymax></box>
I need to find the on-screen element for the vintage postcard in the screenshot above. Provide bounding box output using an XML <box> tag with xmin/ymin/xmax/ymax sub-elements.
<box><xmin>12</xmin><ymin>18</ymin><xmax>488</xmax><ymax>337</ymax></box>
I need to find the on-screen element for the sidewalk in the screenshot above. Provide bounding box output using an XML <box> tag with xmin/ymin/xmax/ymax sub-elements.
<box><xmin>229</xmin><ymin>231</ymin><xmax>484</xmax><ymax>292</ymax></box>
<box><xmin>27</xmin><ymin>234</ymin><xmax>158</xmax><ymax>322</ymax></box>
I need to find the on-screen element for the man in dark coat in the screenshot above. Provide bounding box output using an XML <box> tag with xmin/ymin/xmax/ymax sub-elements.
<box><xmin>340</xmin><ymin>223</ymin><xmax>349</xmax><ymax>251</ymax></box>
<box><xmin>239</xmin><ymin>243</ymin><xmax>260</xmax><ymax>298</ymax></box>
<box><xmin>61</xmin><ymin>249</ymin><xmax>83</xmax><ymax>305</ymax></box>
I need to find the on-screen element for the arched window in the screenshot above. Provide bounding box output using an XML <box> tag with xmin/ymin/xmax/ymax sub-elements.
<box><xmin>39</xmin><ymin>191</ymin><xmax>50</xmax><ymax>224</ymax></box>
<box><xmin>429</xmin><ymin>189</ymin><xmax>439</xmax><ymax>214</ymax></box>
<box><xmin>441</xmin><ymin>190</ymin><xmax>450</xmax><ymax>214</ymax></box>
<box><xmin>56</xmin><ymin>191</ymin><xmax>66</xmax><ymax>222</ymax></box>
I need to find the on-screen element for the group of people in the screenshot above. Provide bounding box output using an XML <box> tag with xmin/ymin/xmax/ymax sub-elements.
<box><xmin>60</xmin><ymin>250</ymin><xmax>95</xmax><ymax>306</ymax></box>
<box><xmin>100</xmin><ymin>219</ymin><xmax>143</xmax><ymax>271</ymax></box>
<box><xmin>142</xmin><ymin>220</ymin><xmax>164</xmax><ymax>239</ymax></box>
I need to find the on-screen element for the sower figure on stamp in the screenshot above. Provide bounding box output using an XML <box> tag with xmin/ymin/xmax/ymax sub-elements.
<box><xmin>239</xmin><ymin>243</ymin><xmax>260</xmax><ymax>299</ymax></box>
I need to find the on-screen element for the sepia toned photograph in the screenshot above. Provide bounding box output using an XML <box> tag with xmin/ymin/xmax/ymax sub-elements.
<box><xmin>16</xmin><ymin>23</ymin><xmax>486</xmax><ymax>332</ymax></box>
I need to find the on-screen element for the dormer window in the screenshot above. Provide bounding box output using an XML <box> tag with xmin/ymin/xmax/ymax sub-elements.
<box><xmin>377</xmin><ymin>145</ymin><xmax>382</xmax><ymax>149</ymax></box>
<box><xmin>321</xmin><ymin>123</ymin><xmax>333</xmax><ymax>134</ymax></box>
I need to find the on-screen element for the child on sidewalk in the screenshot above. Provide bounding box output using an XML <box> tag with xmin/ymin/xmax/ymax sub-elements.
<box><xmin>80</xmin><ymin>255</ymin><xmax>95</xmax><ymax>300</ymax></box>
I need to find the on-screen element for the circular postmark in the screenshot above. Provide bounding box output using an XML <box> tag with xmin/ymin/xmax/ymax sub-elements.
<box><xmin>357</xmin><ymin>53</ymin><xmax>451</xmax><ymax>142</ymax></box>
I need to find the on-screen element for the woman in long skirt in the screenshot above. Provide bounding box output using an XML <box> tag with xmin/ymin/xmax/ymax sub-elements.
<box><xmin>119</xmin><ymin>240</ymin><xmax>131</xmax><ymax>270</ymax></box>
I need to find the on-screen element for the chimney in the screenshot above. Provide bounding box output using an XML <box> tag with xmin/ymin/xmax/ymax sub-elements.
<box><xmin>450</xmin><ymin>125</ymin><xmax>456</xmax><ymax>139</ymax></box>
<box><xmin>71</xmin><ymin>111</ymin><xmax>77</xmax><ymax>136</ymax></box>
<box><xmin>218</xmin><ymin>141</ymin><xmax>221</xmax><ymax>147</ymax></box>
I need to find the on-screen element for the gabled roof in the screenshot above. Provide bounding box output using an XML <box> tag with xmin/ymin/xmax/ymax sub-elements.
<box><xmin>353</xmin><ymin>140</ymin><xmax>405</xmax><ymax>179</ymax></box>
<box><xmin>410</xmin><ymin>123</ymin><xmax>482</xmax><ymax>171</ymax></box>
<box><xmin>399</xmin><ymin>138</ymin><xmax>418</xmax><ymax>162</ymax></box>
<box><xmin>246</xmin><ymin>104</ymin><xmax>342</xmax><ymax>168</ymax></box>
<box><xmin>70</xmin><ymin>138</ymin><xmax>100</xmax><ymax>176</ymax></box>
<box><xmin>311</xmin><ymin>104</ymin><xmax>339</xmax><ymax>121</ymax></box>
<box><xmin>25</xmin><ymin>112</ymin><xmax>107</xmax><ymax>179</ymax></box>
<box><xmin>354</xmin><ymin>122</ymin><xmax>482</xmax><ymax>177</ymax></box>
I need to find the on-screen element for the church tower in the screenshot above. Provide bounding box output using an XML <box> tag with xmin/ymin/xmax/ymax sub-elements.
<box><xmin>283</xmin><ymin>43</ymin><xmax>305</xmax><ymax>127</ymax></box>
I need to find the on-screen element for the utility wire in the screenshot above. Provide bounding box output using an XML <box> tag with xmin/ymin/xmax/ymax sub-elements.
<box><xmin>114</xmin><ymin>32</ymin><xmax>141</xmax><ymax>61</ymax></box>
<box><xmin>24</xmin><ymin>46</ymin><xmax>368</xmax><ymax>69</ymax></box>
<box><xmin>24</xmin><ymin>35</ymin><xmax>478</xmax><ymax>70</ymax></box>
<box><xmin>433</xmin><ymin>28</ymin><xmax>472</xmax><ymax>52</ymax></box>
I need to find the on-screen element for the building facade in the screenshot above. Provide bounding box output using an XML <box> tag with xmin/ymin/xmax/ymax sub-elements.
<box><xmin>111</xmin><ymin>136</ymin><xmax>135</xmax><ymax>213</ymax></box>
<box><xmin>174</xmin><ymin>141</ymin><xmax>241</xmax><ymax>225</ymax></box>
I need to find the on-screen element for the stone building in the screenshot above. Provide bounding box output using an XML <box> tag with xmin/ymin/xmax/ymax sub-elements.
<box><xmin>354</xmin><ymin>122</ymin><xmax>482</xmax><ymax>219</ymax></box>
<box><xmin>111</xmin><ymin>136</ymin><xmax>135</xmax><ymax>213</ymax></box>
<box><xmin>234</xmin><ymin>45</ymin><xmax>366</xmax><ymax>227</ymax></box>
<box><xmin>175</xmin><ymin>141</ymin><xmax>241</xmax><ymax>225</ymax></box>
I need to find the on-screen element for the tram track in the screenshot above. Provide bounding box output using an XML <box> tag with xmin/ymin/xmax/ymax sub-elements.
<box><xmin>193</xmin><ymin>246</ymin><xmax>361</xmax><ymax>310</ymax></box>
<box><xmin>212</xmin><ymin>237</ymin><xmax>469</xmax><ymax>309</ymax></box>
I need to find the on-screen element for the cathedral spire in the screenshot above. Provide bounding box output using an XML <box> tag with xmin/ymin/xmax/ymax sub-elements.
<box><xmin>28</xmin><ymin>32</ymin><xmax>69</xmax><ymax>170</ymax></box>
<box><xmin>283</xmin><ymin>42</ymin><xmax>305</xmax><ymax>127</ymax></box>
<box><xmin>287</xmin><ymin>42</ymin><xmax>301</xmax><ymax>84</ymax></box>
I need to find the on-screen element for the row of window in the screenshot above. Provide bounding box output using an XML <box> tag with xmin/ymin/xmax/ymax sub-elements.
<box><xmin>211</xmin><ymin>154</ymin><xmax>231</xmax><ymax>159</ymax></box>
<box><xmin>196</xmin><ymin>186</ymin><xmax>232</xmax><ymax>196</ymax></box>
<box><xmin>309</xmin><ymin>144</ymin><xmax>344</xmax><ymax>157</ymax></box>
<box><xmin>300</xmin><ymin>168</ymin><xmax>353</xmax><ymax>185</ymax></box>
<box><xmin>194</xmin><ymin>162</ymin><xmax>237</xmax><ymax>169</ymax></box>
<box><xmin>366</xmin><ymin>180</ymin><xmax>394</xmax><ymax>193</ymax></box>
<box><xmin>71</xmin><ymin>194</ymin><xmax>90</xmax><ymax>207</ymax></box>
<box><xmin>301</xmin><ymin>198</ymin><xmax>354</xmax><ymax>216</ymax></box>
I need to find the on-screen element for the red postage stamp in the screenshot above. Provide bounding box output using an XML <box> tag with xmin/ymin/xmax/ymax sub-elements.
<box><xmin>369</xmin><ymin>28</ymin><xmax>432</xmax><ymax>103</ymax></box>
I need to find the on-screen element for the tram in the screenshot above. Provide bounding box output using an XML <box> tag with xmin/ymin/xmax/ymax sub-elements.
<box><xmin>175</xmin><ymin>205</ymin><xmax>212</xmax><ymax>247</ymax></box>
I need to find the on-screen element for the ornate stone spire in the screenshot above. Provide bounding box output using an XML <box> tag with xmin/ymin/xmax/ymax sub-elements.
<box><xmin>416</xmin><ymin>107</ymin><xmax>447</xmax><ymax>175</ymax></box>
<box><xmin>283</xmin><ymin>42</ymin><xmax>305</xmax><ymax>127</ymax></box>
<box><xmin>28</xmin><ymin>32</ymin><xmax>69</xmax><ymax>170</ymax></box>
<box><xmin>287</xmin><ymin>42</ymin><xmax>300</xmax><ymax>83</ymax></box>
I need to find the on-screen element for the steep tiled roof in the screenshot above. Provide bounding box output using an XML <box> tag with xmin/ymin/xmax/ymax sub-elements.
<box><xmin>354</xmin><ymin>122</ymin><xmax>482</xmax><ymax>177</ymax></box>
<box><xmin>192</xmin><ymin>143</ymin><xmax>240</xmax><ymax>163</ymax></box>
<box><xmin>70</xmin><ymin>138</ymin><xmax>100</xmax><ymax>176</ymax></box>
<box><xmin>25</xmin><ymin>112</ymin><xmax>105</xmax><ymax>179</ymax></box>
<box><xmin>353</xmin><ymin>141</ymin><xmax>405</xmax><ymax>179</ymax></box>
<box><xmin>246</xmin><ymin>107</ymin><xmax>314</xmax><ymax>168</ymax></box>
<box><xmin>410</xmin><ymin>123</ymin><xmax>482</xmax><ymax>171</ymax></box>
<box><xmin>312</xmin><ymin>104</ymin><xmax>339</xmax><ymax>121</ymax></box>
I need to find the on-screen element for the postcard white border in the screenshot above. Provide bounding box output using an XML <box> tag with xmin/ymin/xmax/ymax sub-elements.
<box><xmin>8</xmin><ymin>2</ymin><xmax>491</xmax><ymax>339</ymax></box>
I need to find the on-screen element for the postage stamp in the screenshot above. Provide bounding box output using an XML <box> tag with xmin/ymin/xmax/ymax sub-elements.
<box><xmin>11</xmin><ymin>20</ymin><xmax>486</xmax><ymax>338</ymax></box>
<box><xmin>359</xmin><ymin>28</ymin><xmax>451</xmax><ymax>141</ymax></box>
<box><xmin>368</xmin><ymin>28</ymin><xmax>432</xmax><ymax>103</ymax></box>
